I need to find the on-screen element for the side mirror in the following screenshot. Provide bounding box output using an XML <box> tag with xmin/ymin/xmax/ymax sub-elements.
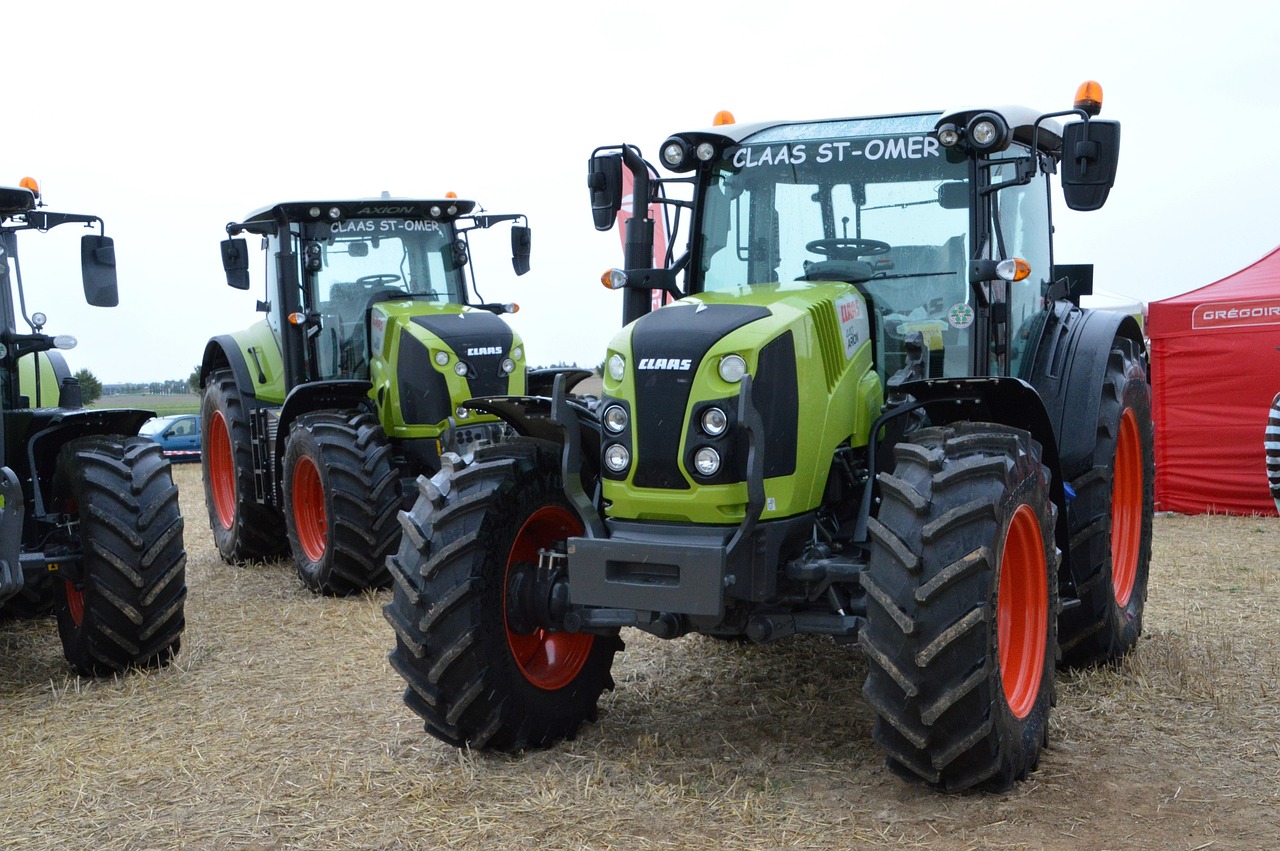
<box><xmin>937</xmin><ymin>182</ymin><xmax>968</xmax><ymax>210</ymax></box>
<box><xmin>1061</xmin><ymin>120</ymin><xmax>1120</xmax><ymax>211</ymax></box>
<box><xmin>511</xmin><ymin>225</ymin><xmax>531</xmax><ymax>276</ymax></box>
<box><xmin>80</xmin><ymin>235</ymin><xmax>119</xmax><ymax>307</ymax></box>
<box><xmin>588</xmin><ymin>153</ymin><xmax>623</xmax><ymax>231</ymax></box>
<box><xmin>221</xmin><ymin>238</ymin><xmax>251</xmax><ymax>290</ymax></box>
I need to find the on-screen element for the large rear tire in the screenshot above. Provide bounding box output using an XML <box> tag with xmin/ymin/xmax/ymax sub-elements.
<box><xmin>385</xmin><ymin>438</ymin><xmax>622</xmax><ymax>751</ymax></box>
<box><xmin>201</xmin><ymin>369</ymin><xmax>287</xmax><ymax>563</ymax></box>
<box><xmin>282</xmin><ymin>411</ymin><xmax>400</xmax><ymax>595</ymax></box>
<box><xmin>53</xmin><ymin>436</ymin><xmax>187</xmax><ymax>676</ymax></box>
<box><xmin>861</xmin><ymin>424</ymin><xmax>1059</xmax><ymax>791</ymax></box>
<box><xmin>1058</xmin><ymin>338</ymin><xmax>1154</xmax><ymax>667</ymax></box>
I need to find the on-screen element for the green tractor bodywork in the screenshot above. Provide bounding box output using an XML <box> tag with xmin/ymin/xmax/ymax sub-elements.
<box><xmin>386</xmin><ymin>87</ymin><xmax>1150</xmax><ymax>791</ymax></box>
<box><xmin>0</xmin><ymin>182</ymin><xmax>186</xmax><ymax>675</ymax></box>
<box><xmin>200</xmin><ymin>197</ymin><xmax>534</xmax><ymax>593</ymax></box>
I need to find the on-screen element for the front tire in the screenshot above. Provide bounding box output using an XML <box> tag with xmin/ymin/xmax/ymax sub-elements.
<box><xmin>282</xmin><ymin>411</ymin><xmax>400</xmax><ymax>595</ymax></box>
<box><xmin>1058</xmin><ymin>338</ymin><xmax>1154</xmax><ymax>667</ymax></box>
<box><xmin>385</xmin><ymin>438</ymin><xmax>621</xmax><ymax>751</ymax></box>
<box><xmin>861</xmin><ymin>424</ymin><xmax>1059</xmax><ymax>791</ymax></box>
<box><xmin>201</xmin><ymin>369</ymin><xmax>287</xmax><ymax>563</ymax></box>
<box><xmin>53</xmin><ymin>437</ymin><xmax>187</xmax><ymax>676</ymax></box>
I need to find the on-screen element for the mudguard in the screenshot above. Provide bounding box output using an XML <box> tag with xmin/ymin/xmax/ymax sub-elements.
<box><xmin>1026</xmin><ymin>303</ymin><xmax>1145</xmax><ymax>480</ymax></box>
<box><xmin>0</xmin><ymin>465</ymin><xmax>24</xmax><ymax>604</ymax></box>
<box><xmin>201</xmin><ymin>335</ymin><xmax>260</xmax><ymax>401</ymax></box>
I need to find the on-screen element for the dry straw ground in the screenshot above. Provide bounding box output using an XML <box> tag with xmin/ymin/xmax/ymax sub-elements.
<box><xmin>2</xmin><ymin>464</ymin><xmax>1278</xmax><ymax>850</ymax></box>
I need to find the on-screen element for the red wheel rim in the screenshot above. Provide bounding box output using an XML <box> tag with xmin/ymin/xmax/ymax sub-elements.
<box><xmin>208</xmin><ymin>411</ymin><xmax>236</xmax><ymax>530</ymax></box>
<box><xmin>64</xmin><ymin>581</ymin><xmax>85</xmax><ymax>627</ymax></box>
<box><xmin>504</xmin><ymin>505</ymin><xmax>594</xmax><ymax>691</ymax></box>
<box><xmin>997</xmin><ymin>503</ymin><xmax>1049</xmax><ymax>720</ymax></box>
<box><xmin>291</xmin><ymin>455</ymin><xmax>328</xmax><ymax>563</ymax></box>
<box><xmin>1110</xmin><ymin>407</ymin><xmax>1142</xmax><ymax>607</ymax></box>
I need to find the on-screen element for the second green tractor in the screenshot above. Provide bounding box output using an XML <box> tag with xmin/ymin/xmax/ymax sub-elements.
<box><xmin>200</xmin><ymin>196</ymin><xmax>533</xmax><ymax>594</ymax></box>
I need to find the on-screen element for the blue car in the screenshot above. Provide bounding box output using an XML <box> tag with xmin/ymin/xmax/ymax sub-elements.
<box><xmin>138</xmin><ymin>414</ymin><xmax>202</xmax><ymax>462</ymax></box>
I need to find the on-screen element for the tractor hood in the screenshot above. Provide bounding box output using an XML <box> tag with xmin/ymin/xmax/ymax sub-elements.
<box><xmin>370</xmin><ymin>302</ymin><xmax>525</xmax><ymax>438</ymax></box>
<box><xmin>598</xmin><ymin>282</ymin><xmax>882</xmax><ymax>523</ymax></box>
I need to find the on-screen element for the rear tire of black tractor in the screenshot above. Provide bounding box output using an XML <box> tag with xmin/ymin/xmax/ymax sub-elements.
<box><xmin>384</xmin><ymin>437</ymin><xmax>622</xmax><ymax>752</ymax></box>
<box><xmin>861</xmin><ymin>424</ymin><xmax>1059</xmax><ymax>792</ymax></box>
<box><xmin>201</xmin><ymin>369</ymin><xmax>287</xmax><ymax>563</ymax></box>
<box><xmin>52</xmin><ymin>436</ymin><xmax>187</xmax><ymax>677</ymax></box>
<box><xmin>1058</xmin><ymin>337</ymin><xmax>1154</xmax><ymax>668</ymax></box>
<box><xmin>282</xmin><ymin>411</ymin><xmax>400</xmax><ymax>595</ymax></box>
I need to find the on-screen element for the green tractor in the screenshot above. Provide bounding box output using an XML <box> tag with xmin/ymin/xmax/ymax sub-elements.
<box><xmin>200</xmin><ymin>196</ymin><xmax>537</xmax><ymax>595</ymax></box>
<box><xmin>0</xmin><ymin>179</ymin><xmax>186</xmax><ymax>675</ymax></box>
<box><xmin>385</xmin><ymin>83</ymin><xmax>1149</xmax><ymax>791</ymax></box>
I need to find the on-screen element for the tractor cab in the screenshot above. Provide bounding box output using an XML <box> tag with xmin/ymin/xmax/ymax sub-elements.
<box><xmin>222</xmin><ymin>198</ymin><xmax>530</xmax><ymax>395</ymax></box>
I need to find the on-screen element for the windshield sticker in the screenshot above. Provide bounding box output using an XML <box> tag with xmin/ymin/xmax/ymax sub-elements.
<box><xmin>948</xmin><ymin>303</ymin><xmax>975</xmax><ymax>329</ymax></box>
<box><xmin>329</xmin><ymin>219</ymin><xmax>442</xmax><ymax>235</ymax></box>
<box><xmin>834</xmin><ymin>292</ymin><xmax>870</xmax><ymax>359</ymax></box>
<box><xmin>732</xmin><ymin>136</ymin><xmax>940</xmax><ymax>170</ymax></box>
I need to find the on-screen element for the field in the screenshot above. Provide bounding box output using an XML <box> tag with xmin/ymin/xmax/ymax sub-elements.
<box><xmin>1</xmin><ymin>464</ymin><xmax>1278</xmax><ymax>850</ymax></box>
<box><xmin>93</xmin><ymin>393</ymin><xmax>201</xmax><ymax>417</ymax></box>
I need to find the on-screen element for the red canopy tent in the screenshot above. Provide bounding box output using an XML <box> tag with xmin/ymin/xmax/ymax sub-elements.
<box><xmin>1148</xmin><ymin>247</ymin><xmax>1280</xmax><ymax>515</ymax></box>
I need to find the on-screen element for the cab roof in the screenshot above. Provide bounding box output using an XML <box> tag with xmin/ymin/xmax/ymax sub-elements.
<box><xmin>0</xmin><ymin>186</ymin><xmax>36</xmax><ymax>219</ymax></box>
<box><xmin>234</xmin><ymin>197</ymin><xmax>478</xmax><ymax>232</ymax></box>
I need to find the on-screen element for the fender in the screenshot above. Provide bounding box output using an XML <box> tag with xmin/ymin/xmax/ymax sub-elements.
<box><xmin>0</xmin><ymin>465</ymin><xmax>24</xmax><ymax>603</ymax></box>
<box><xmin>273</xmin><ymin>379</ymin><xmax>374</xmax><ymax>493</ymax></box>
<box><xmin>878</xmin><ymin>376</ymin><xmax>1076</xmax><ymax>597</ymax></box>
<box><xmin>26</xmin><ymin>408</ymin><xmax>155</xmax><ymax>516</ymax></box>
<box><xmin>200</xmin><ymin>335</ymin><xmax>259</xmax><ymax>401</ymax></box>
<box><xmin>1026</xmin><ymin>302</ymin><xmax>1145</xmax><ymax>480</ymax></box>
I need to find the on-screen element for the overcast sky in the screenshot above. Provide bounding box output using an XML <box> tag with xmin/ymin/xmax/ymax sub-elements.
<box><xmin>6</xmin><ymin>1</ymin><xmax>1278</xmax><ymax>383</ymax></box>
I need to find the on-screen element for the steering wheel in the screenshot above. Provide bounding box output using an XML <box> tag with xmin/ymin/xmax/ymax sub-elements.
<box><xmin>356</xmin><ymin>274</ymin><xmax>402</xmax><ymax>288</ymax></box>
<box><xmin>806</xmin><ymin>238</ymin><xmax>891</xmax><ymax>260</ymax></box>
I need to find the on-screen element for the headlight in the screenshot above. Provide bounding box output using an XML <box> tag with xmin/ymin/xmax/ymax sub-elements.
<box><xmin>718</xmin><ymin>354</ymin><xmax>747</xmax><ymax>383</ymax></box>
<box><xmin>604</xmin><ymin>443</ymin><xmax>630</xmax><ymax>473</ymax></box>
<box><xmin>455</xmin><ymin>406</ymin><xmax>470</xmax><ymax>419</ymax></box>
<box><xmin>661</xmin><ymin>140</ymin><xmax>688</xmax><ymax>169</ymax></box>
<box><xmin>602</xmin><ymin>405</ymin><xmax>628</xmax><ymax>434</ymax></box>
<box><xmin>693</xmin><ymin>447</ymin><xmax>721</xmax><ymax>476</ymax></box>
<box><xmin>695</xmin><ymin>142</ymin><xmax>717</xmax><ymax>162</ymax></box>
<box><xmin>434</xmin><ymin>351</ymin><xmax>450</xmax><ymax>366</ymax></box>
<box><xmin>500</xmin><ymin>358</ymin><xmax>516</xmax><ymax>374</ymax></box>
<box><xmin>454</xmin><ymin>361</ymin><xmax>469</xmax><ymax>376</ymax></box>
<box><xmin>608</xmin><ymin>353</ymin><xmax>626</xmax><ymax>381</ymax></box>
<box><xmin>511</xmin><ymin>346</ymin><xmax>523</xmax><ymax>361</ymax></box>
<box><xmin>701</xmin><ymin>407</ymin><xmax>728</xmax><ymax>437</ymax></box>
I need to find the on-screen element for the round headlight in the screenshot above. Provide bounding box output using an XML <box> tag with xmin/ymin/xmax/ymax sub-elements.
<box><xmin>455</xmin><ymin>405</ymin><xmax>470</xmax><ymax>419</ymax></box>
<box><xmin>661</xmin><ymin>140</ymin><xmax>687</xmax><ymax>168</ymax></box>
<box><xmin>936</xmin><ymin>124</ymin><xmax>960</xmax><ymax>147</ymax></box>
<box><xmin>308</xmin><ymin>206</ymin><xmax>321</xmax><ymax>218</ymax></box>
<box><xmin>718</xmin><ymin>354</ymin><xmax>748</xmax><ymax>383</ymax></box>
<box><xmin>501</xmin><ymin>358</ymin><xmax>516</xmax><ymax>374</ymax></box>
<box><xmin>511</xmin><ymin>346</ymin><xmax>523</xmax><ymax>361</ymax></box>
<box><xmin>608</xmin><ymin>353</ymin><xmax>626</xmax><ymax>381</ymax></box>
<box><xmin>970</xmin><ymin>120</ymin><xmax>998</xmax><ymax>147</ymax></box>
<box><xmin>430</xmin><ymin>205</ymin><xmax>443</xmax><ymax>218</ymax></box>
<box><xmin>701</xmin><ymin>407</ymin><xmax>728</xmax><ymax>436</ymax></box>
<box><xmin>604</xmin><ymin>443</ymin><xmax>630</xmax><ymax>473</ymax></box>
<box><xmin>696</xmin><ymin>142</ymin><xmax>717</xmax><ymax>162</ymax></box>
<box><xmin>693</xmin><ymin>447</ymin><xmax>721</xmax><ymax>477</ymax></box>
<box><xmin>454</xmin><ymin>361</ymin><xmax>469</xmax><ymax>376</ymax></box>
<box><xmin>327</xmin><ymin>207</ymin><xmax>341</xmax><ymax>220</ymax></box>
<box><xmin>434</xmin><ymin>351</ymin><xmax>450</xmax><ymax>366</ymax></box>
<box><xmin>602</xmin><ymin>405</ymin><xmax>629</xmax><ymax>434</ymax></box>
<box><xmin>32</xmin><ymin>312</ymin><xmax>47</xmax><ymax>327</ymax></box>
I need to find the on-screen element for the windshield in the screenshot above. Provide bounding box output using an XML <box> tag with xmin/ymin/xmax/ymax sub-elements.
<box><xmin>293</xmin><ymin>219</ymin><xmax>465</xmax><ymax>380</ymax></box>
<box><xmin>302</xmin><ymin>218</ymin><xmax>463</xmax><ymax>307</ymax></box>
<box><xmin>698</xmin><ymin>115</ymin><xmax>972</xmax><ymax>380</ymax></box>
